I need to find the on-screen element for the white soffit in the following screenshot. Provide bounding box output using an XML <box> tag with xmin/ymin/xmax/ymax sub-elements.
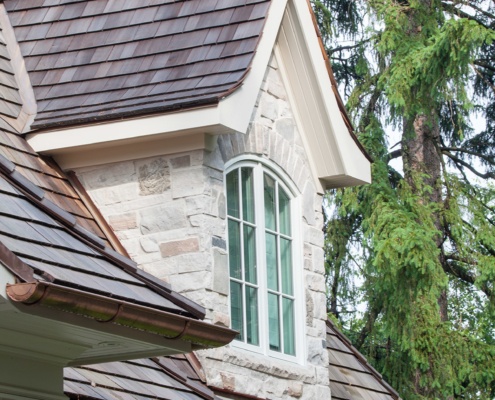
<box><xmin>26</xmin><ymin>0</ymin><xmax>289</xmax><ymax>156</ymax></box>
<box><xmin>276</xmin><ymin>0</ymin><xmax>371</xmax><ymax>189</ymax></box>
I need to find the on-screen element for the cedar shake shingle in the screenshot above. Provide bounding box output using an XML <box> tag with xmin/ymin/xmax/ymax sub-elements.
<box><xmin>5</xmin><ymin>0</ymin><xmax>270</xmax><ymax>129</ymax></box>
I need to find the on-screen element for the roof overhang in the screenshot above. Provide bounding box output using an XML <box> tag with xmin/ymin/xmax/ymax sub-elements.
<box><xmin>26</xmin><ymin>0</ymin><xmax>371</xmax><ymax>189</ymax></box>
<box><xmin>274</xmin><ymin>0</ymin><xmax>371</xmax><ymax>191</ymax></box>
<box><xmin>1</xmin><ymin>279</ymin><xmax>237</xmax><ymax>366</ymax></box>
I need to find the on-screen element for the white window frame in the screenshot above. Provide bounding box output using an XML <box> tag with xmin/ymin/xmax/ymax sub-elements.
<box><xmin>225</xmin><ymin>155</ymin><xmax>305</xmax><ymax>364</ymax></box>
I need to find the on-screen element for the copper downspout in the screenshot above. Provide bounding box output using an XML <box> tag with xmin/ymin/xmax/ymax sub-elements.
<box><xmin>6</xmin><ymin>282</ymin><xmax>238</xmax><ymax>349</ymax></box>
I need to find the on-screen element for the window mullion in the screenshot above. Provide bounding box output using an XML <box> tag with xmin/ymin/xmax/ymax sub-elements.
<box><xmin>237</xmin><ymin>168</ymin><xmax>248</xmax><ymax>343</ymax></box>
<box><xmin>254</xmin><ymin>164</ymin><xmax>268</xmax><ymax>354</ymax></box>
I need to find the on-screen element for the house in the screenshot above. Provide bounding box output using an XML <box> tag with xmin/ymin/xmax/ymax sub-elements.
<box><xmin>0</xmin><ymin>0</ymin><xmax>398</xmax><ymax>399</ymax></box>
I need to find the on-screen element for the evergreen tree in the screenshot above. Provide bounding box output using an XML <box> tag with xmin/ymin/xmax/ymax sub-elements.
<box><xmin>313</xmin><ymin>0</ymin><xmax>495</xmax><ymax>398</ymax></box>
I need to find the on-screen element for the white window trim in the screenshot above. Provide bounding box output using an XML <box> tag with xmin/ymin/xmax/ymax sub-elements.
<box><xmin>225</xmin><ymin>155</ymin><xmax>306</xmax><ymax>365</ymax></box>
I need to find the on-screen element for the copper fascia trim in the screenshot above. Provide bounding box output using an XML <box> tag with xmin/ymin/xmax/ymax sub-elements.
<box><xmin>6</xmin><ymin>282</ymin><xmax>237</xmax><ymax>349</ymax></box>
<box><xmin>305</xmin><ymin>0</ymin><xmax>374</xmax><ymax>163</ymax></box>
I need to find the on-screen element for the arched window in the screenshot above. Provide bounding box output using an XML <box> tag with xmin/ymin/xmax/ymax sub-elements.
<box><xmin>226</xmin><ymin>159</ymin><xmax>300</xmax><ymax>359</ymax></box>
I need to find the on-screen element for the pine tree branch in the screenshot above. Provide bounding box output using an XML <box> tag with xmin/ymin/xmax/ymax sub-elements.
<box><xmin>441</xmin><ymin>146</ymin><xmax>495</xmax><ymax>165</ymax></box>
<box><xmin>474</xmin><ymin>60</ymin><xmax>495</xmax><ymax>74</ymax></box>
<box><xmin>330</xmin><ymin>38</ymin><xmax>371</xmax><ymax>54</ymax></box>
<box><xmin>472</xmin><ymin>64</ymin><xmax>495</xmax><ymax>94</ymax></box>
<box><xmin>440</xmin><ymin>1</ymin><xmax>492</xmax><ymax>30</ymax></box>
<box><xmin>443</xmin><ymin>151</ymin><xmax>495</xmax><ymax>179</ymax></box>
<box><xmin>386</xmin><ymin>148</ymin><xmax>402</xmax><ymax>163</ymax></box>
<box><xmin>445</xmin><ymin>257</ymin><xmax>493</xmax><ymax>299</ymax></box>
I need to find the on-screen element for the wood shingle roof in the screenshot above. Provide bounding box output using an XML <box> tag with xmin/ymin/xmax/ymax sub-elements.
<box><xmin>65</xmin><ymin>354</ymin><xmax>218</xmax><ymax>400</ymax></box>
<box><xmin>5</xmin><ymin>0</ymin><xmax>270</xmax><ymax>129</ymax></box>
<box><xmin>327</xmin><ymin>320</ymin><xmax>400</xmax><ymax>400</ymax></box>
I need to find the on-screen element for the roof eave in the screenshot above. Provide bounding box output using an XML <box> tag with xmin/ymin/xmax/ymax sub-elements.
<box><xmin>7</xmin><ymin>281</ymin><xmax>237</xmax><ymax>349</ymax></box>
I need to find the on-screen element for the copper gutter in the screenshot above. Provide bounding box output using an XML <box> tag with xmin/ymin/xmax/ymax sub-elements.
<box><xmin>6</xmin><ymin>281</ymin><xmax>238</xmax><ymax>349</ymax></box>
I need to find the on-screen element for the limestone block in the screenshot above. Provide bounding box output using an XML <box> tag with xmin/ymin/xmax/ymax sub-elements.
<box><xmin>304</xmin><ymin>225</ymin><xmax>324</xmax><ymax>247</ymax></box>
<box><xmin>303</xmin><ymin>242</ymin><xmax>312</xmax><ymax>258</ymax></box>
<box><xmin>108</xmin><ymin>212</ymin><xmax>137</xmax><ymax>231</ymax></box>
<box><xmin>189</xmin><ymin>214</ymin><xmax>225</xmax><ymax>237</ymax></box>
<box><xmin>90</xmin><ymin>183</ymin><xmax>139</xmax><ymax>206</ymax></box>
<box><xmin>168</xmin><ymin>270</ymin><xmax>211</xmax><ymax>292</ymax></box>
<box><xmin>220</xmin><ymin>373</ymin><xmax>236</xmax><ymax>392</ymax></box>
<box><xmin>312</xmin><ymin>246</ymin><xmax>325</xmax><ymax>274</ymax></box>
<box><xmin>266</xmin><ymin>68</ymin><xmax>286</xmax><ymax>101</ymax></box>
<box><xmin>136</xmin><ymin>157</ymin><xmax>170</xmax><ymax>195</ymax></box>
<box><xmin>287</xmin><ymin>381</ymin><xmax>303</xmax><ymax>398</ymax></box>
<box><xmin>258</xmin><ymin>116</ymin><xmax>274</xmax><ymax>129</ymax></box>
<box><xmin>141</xmin><ymin>259</ymin><xmax>177</xmax><ymax>278</ymax></box>
<box><xmin>171</xmin><ymin>252</ymin><xmax>210</xmax><ymax>274</ymax></box>
<box><xmin>204</xmin><ymin>146</ymin><xmax>224</xmax><ymax>171</ymax></box>
<box><xmin>306</xmin><ymin>337</ymin><xmax>326</xmax><ymax>366</ymax></box>
<box><xmin>140</xmin><ymin>205</ymin><xmax>187</xmax><ymax>234</ymax></box>
<box><xmin>264</xmin><ymin>377</ymin><xmax>286</xmax><ymax>399</ymax></box>
<box><xmin>140</xmin><ymin>237</ymin><xmax>159</xmax><ymax>253</ymax></box>
<box><xmin>212</xmin><ymin>311</ymin><xmax>230</xmax><ymax>327</ymax></box>
<box><xmin>190</xmin><ymin>150</ymin><xmax>204</xmax><ymax>167</ymax></box>
<box><xmin>171</xmin><ymin>168</ymin><xmax>206</xmax><ymax>198</ymax></box>
<box><xmin>80</xmin><ymin>161</ymin><xmax>135</xmax><ymax>190</ymax></box>
<box><xmin>133</xmin><ymin>251</ymin><xmax>162</xmax><ymax>266</ymax></box>
<box><xmin>217</xmin><ymin>193</ymin><xmax>226</xmax><ymax>219</ymax></box>
<box><xmin>185</xmin><ymin>195</ymin><xmax>214</xmax><ymax>216</ymax></box>
<box><xmin>312</xmin><ymin>292</ymin><xmax>328</xmax><ymax>322</ymax></box>
<box><xmin>278</xmin><ymin>98</ymin><xmax>293</xmax><ymax>118</ymax></box>
<box><xmin>306</xmin><ymin>272</ymin><xmax>326</xmax><ymax>293</ymax></box>
<box><xmin>313</xmin><ymin>385</ymin><xmax>331</xmax><ymax>400</ymax></box>
<box><xmin>160</xmin><ymin>237</ymin><xmax>200</xmax><ymax>257</ymax></box>
<box><xmin>302</xmin><ymin>182</ymin><xmax>316</xmax><ymax>226</ymax></box>
<box><xmin>219</xmin><ymin>134</ymin><xmax>234</xmax><ymax>162</ymax></box>
<box><xmin>313</xmin><ymin>317</ymin><xmax>327</xmax><ymax>339</ymax></box>
<box><xmin>119</xmin><ymin>238</ymin><xmax>139</xmax><ymax>258</ymax></box>
<box><xmin>275</xmin><ymin>118</ymin><xmax>295</xmax><ymax>142</ymax></box>
<box><xmin>212</xmin><ymin>236</ymin><xmax>226</xmax><ymax>250</ymax></box>
<box><xmin>212</xmin><ymin>248</ymin><xmax>229</xmax><ymax>295</ymax></box>
<box><xmin>305</xmin><ymin>291</ymin><xmax>314</xmax><ymax>326</ymax></box>
<box><xmin>170</xmin><ymin>155</ymin><xmax>191</xmax><ymax>169</ymax></box>
<box><xmin>260</xmin><ymin>92</ymin><xmax>279</xmax><ymax>121</ymax></box>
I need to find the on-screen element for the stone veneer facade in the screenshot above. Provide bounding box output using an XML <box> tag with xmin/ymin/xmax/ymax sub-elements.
<box><xmin>74</xmin><ymin>55</ymin><xmax>330</xmax><ymax>399</ymax></box>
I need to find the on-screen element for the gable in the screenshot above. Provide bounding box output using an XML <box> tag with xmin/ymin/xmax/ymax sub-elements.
<box><xmin>4</xmin><ymin>0</ymin><xmax>370</xmax><ymax>192</ymax></box>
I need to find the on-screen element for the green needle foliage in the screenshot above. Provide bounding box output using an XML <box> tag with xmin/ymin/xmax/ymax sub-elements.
<box><xmin>314</xmin><ymin>0</ymin><xmax>495</xmax><ymax>398</ymax></box>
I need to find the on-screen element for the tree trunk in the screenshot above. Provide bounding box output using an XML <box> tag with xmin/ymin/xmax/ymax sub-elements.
<box><xmin>402</xmin><ymin>112</ymin><xmax>449</xmax><ymax>397</ymax></box>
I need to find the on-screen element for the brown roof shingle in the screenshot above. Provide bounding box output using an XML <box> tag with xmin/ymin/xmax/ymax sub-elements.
<box><xmin>5</xmin><ymin>0</ymin><xmax>270</xmax><ymax>129</ymax></box>
<box><xmin>327</xmin><ymin>320</ymin><xmax>400</xmax><ymax>400</ymax></box>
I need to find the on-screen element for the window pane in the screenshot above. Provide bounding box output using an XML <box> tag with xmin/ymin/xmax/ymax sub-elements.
<box><xmin>241</xmin><ymin>168</ymin><xmax>255</xmax><ymax>223</ymax></box>
<box><xmin>280</xmin><ymin>238</ymin><xmax>293</xmax><ymax>295</ymax></box>
<box><xmin>264</xmin><ymin>174</ymin><xmax>276</xmax><ymax>231</ymax></box>
<box><xmin>268</xmin><ymin>293</ymin><xmax>280</xmax><ymax>352</ymax></box>
<box><xmin>226</xmin><ymin>170</ymin><xmax>239</xmax><ymax>218</ymax></box>
<box><xmin>228</xmin><ymin>219</ymin><xmax>241</xmax><ymax>280</ymax></box>
<box><xmin>279</xmin><ymin>188</ymin><xmax>291</xmax><ymax>235</ymax></box>
<box><xmin>246</xmin><ymin>286</ymin><xmax>259</xmax><ymax>345</ymax></box>
<box><xmin>283</xmin><ymin>297</ymin><xmax>295</xmax><ymax>355</ymax></box>
<box><xmin>230</xmin><ymin>281</ymin><xmax>244</xmax><ymax>341</ymax></box>
<box><xmin>244</xmin><ymin>225</ymin><xmax>257</xmax><ymax>284</ymax></box>
<box><xmin>265</xmin><ymin>232</ymin><xmax>278</xmax><ymax>291</ymax></box>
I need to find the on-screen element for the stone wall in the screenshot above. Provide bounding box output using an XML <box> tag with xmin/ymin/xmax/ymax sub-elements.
<box><xmin>74</xmin><ymin>54</ymin><xmax>330</xmax><ymax>399</ymax></box>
